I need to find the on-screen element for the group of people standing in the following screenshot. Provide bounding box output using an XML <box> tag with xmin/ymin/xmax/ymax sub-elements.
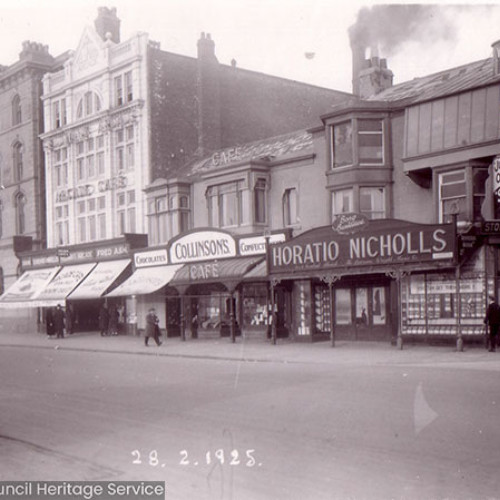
<box><xmin>99</xmin><ymin>303</ymin><xmax>120</xmax><ymax>336</ymax></box>
<box><xmin>46</xmin><ymin>304</ymin><xmax>73</xmax><ymax>339</ymax></box>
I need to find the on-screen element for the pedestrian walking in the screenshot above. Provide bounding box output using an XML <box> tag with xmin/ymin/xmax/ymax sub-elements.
<box><xmin>99</xmin><ymin>303</ymin><xmax>109</xmax><ymax>337</ymax></box>
<box><xmin>53</xmin><ymin>304</ymin><xmax>65</xmax><ymax>339</ymax></box>
<box><xmin>46</xmin><ymin>307</ymin><xmax>54</xmax><ymax>338</ymax></box>
<box><xmin>484</xmin><ymin>295</ymin><xmax>500</xmax><ymax>352</ymax></box>
<box><xmin>108</xmin><ymin>304</ymin><xmax>119</xmax><ymax>336</ymax></box>
<box><xmin>145</xmin><ymin>307</ymin><xmax>162</xmax><ymax>346</ymax></box>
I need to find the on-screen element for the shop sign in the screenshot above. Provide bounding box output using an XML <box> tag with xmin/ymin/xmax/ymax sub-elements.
<box><xmin>31</xmin><ymin>254</ymin><xmax>59</xmax><ymax>267</ymax></box>
<box><xmin>269</xmin><ymin>221</ymin><xmax>455</xmax><ymax>272</ymax></box>
<box><xmin>239</xmin><ymin>233</ymin><xmax>286</xmax><ymax>256</ymax></box>
<box><xmin>410</xmin><ymin>279</ymin><xmax>483</xmax><ymax>294</ymax></box>
<box><xmin>134</xmin><ymin>249</ymin><xmax>169</xmax><ymax>268</ymax></box>
<box><xmin>332</xmin><ymin>213</ymin><xmax>369</xmax><ymax>235</ymax></box>
<box><xmin>188</xmin><ymin>262</ymin><xmax>220</xmax><ymax>281</ymax></box>
<box><xmin>481</xmin><ymin>220</ymin><xmax>500</xmax><ymax>234</ymax></box>
<box><xmin>170</xmin><ymin>230</ymin><xmax>236</xmax><ymax>263</ymax></box>
<box><xmin>29</xmin><ymin>244</ymin><xmax>129</xmax><ymax>267</ymax></box>
<box><xmin>55</xmin><ymin>175</ymin><xmax>128</xmax><ymax>202</ymax></box>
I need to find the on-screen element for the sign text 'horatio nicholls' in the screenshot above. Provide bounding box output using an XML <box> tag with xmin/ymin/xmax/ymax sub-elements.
<box><xmin>269</xmin><ymin>220</ymin><xmax>455</xmax><ymax>272</ymax></box>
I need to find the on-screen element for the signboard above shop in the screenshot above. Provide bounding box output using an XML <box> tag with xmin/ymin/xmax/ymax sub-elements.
<box><xmin>269</xmin><ymin>219</ymin><xmax>456</xmax><ymax>274</ymax></box>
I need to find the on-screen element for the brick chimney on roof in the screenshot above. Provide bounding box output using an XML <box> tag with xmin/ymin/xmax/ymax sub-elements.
<box><xmin>356</xmin><ymin>46</ymin><xmax>393</xmax><ymax>98</ymax></box>
<box><xmin>94</xmin><ymin>6</ymin><xmax>120</xmax><ymax>43</ymax></box>
<box><xmin>492</xmin><ymin>39</ymin><xmax>500</xmax><ymax>75</ymax></box>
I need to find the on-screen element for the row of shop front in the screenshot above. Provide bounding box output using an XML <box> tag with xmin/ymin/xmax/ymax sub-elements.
<box><xmin>0</xmin><ymin>217</ymin><xmax>495</xmax><ymax>346</ymax></box>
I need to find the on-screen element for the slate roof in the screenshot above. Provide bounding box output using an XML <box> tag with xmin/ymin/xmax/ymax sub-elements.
<box><xmin>368</xmin><ymin>57</ymin><xmax>500</xmax><ymax>104</ymax></box>
<box><xmin>188</xmin><ymin>129</ymin><xmax>313</xmax><ymax>177</ymax></box>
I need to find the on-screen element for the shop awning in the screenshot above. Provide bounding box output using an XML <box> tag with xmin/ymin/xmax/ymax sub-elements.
<box><xmin>34</xmin><ymin>262</ymin><xmax>97</xmax><ymax>307</ymax></box>
<box><xmin>242</xmin><ymin>258</ymin><xmax>267</xmax><ymax>280</ymax></box>
<box><xmin>106</xmin><ymin>264</ymin><xmax>184</xmax><ymax>297</ymax></box>
<box><xmin>69</xmin><ymin>259</ymin><xmax>131</xmax><ymax>300</ymax></box>
<box><xmin>0</xmin><ymin>267</ymin><xmax>60</xmax><ymax>308</ymax></box>
<box><xmin>169</xmin><ymin>256</ymin><xmax>265</xmax><ymax>290</ymax></box>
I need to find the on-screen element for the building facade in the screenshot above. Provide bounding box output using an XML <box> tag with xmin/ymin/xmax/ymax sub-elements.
<box><xmin>0</xmin><ymin>41</ymin><xmax>60</xmax><ymax>331</ymax></box>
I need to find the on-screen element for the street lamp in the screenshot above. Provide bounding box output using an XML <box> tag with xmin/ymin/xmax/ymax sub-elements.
<box><xmin>264</xmin><ymin>228</ymin><xmax>277</xmax><ymax>345</ymax></box>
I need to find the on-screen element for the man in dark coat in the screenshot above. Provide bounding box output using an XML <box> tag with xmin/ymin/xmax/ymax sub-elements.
<box><xmin>99</xmin><ymin>303</ymin><xmax>109</xmax><ymax>337</ymax></box>
<box><xmin>53</xmin><ymin>304</ymin><xmax>65</xmax><ymax>339</ymax></box>
<box><xmin>484</xmin><ymin>295</ymin><xmax>500</xmax><ymax>352</ymax></box>
<box><xmin>145</xmin><ymin>308</ymin><xmax>161</xmax><ymax>347</ymax></box>
<box><xmin>46</xmin><ymin>308</ymin><xmax>54</xmax><ymax>338</ymax></box>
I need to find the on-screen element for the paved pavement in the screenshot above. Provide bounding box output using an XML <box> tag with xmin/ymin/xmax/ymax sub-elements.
<box><xmin>1</xmin><ymin>328</ymin><xmax>500</xmax><ymax>369</ymax></box>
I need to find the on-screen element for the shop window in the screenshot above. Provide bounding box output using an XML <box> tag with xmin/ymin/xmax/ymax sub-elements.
<box><xmin>331</xmin><ymin>189</ymin><xmax>353</xmax><ymax>219</ymax></box>
<box><xmin>355</xmin><ymin>288</ymin><xmax>368</xmax><ymax>325</ymax></box>
<box><xmin>335</xmin><ymin>289</ymin><xmax>352</xmax><ymax>325</ymax></box>
<box><xmin>331</xmin><ymin>121</ymin><xmax>353</xmax><ymax>168</ymax></box>
<box><xmin>13</xmin><ymin>142</ymin><xmax>23</xmax><ymax>182</ymax></box>
<box><xmin>242</xmin><ymin>284</ymin><xmax>268</xmax><ymax>327</ymax></box>
<box><xmin>295</xmin><ymin>281</ymin><xmax>311</xmax><ymax>336</ymax></box>
<box><xmin>12</xmin><ymin>94</ymin><xmax>21</xmax><ymax>126</ymax></box>
<box><xmin>314</xmin><ymin>285</ymin><xmax>331</xmax><ymax>333</ymax></box>
<box><xmin>360</xmin><ymin>187</ymin><xmax>386</xmax><ymax>219</ymax></box>
<box><xmin>283</xmin><ymin>188</ymin><xmax>298</xmax><ymax>226</ymax></box>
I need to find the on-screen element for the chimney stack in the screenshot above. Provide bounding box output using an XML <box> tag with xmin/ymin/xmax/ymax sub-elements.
<box><xmin>352</xmin><ymin>42</ymin><xmax>393</xmax><ymax>98</ymax></box>
<box><xmin>492</xmin><ymin>40</ymin><xmax>500</xmax><ymax>75</ymax></box>
<box><xmin>94</xmin><ymin>7</ymin><xmax>120</xmax><ymax>44</ymax></box>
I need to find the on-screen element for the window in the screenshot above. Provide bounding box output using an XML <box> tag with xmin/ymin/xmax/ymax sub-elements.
<box><xmin>331</xmin><ymin>121</ymin><xmax>353</xmax><ymax>168</ymax></box>
<box><xmin>15</xmin><ymin>192</ymin><xmax>26</xmax><ymax>235</ymax></box>
<box><xmin>77</xmin><ymin>91</ymin><xmax>102</xmax><ymax>118</ymax></box>
<box><xmin>254</xmin><ymin>179</ymin><xmax>267</xmax><ymax>224</ymax></box>
<box><xmin>52</xmin><ymin>98</ymin><xmax>67</xmax><ymax>129</ymax></box>
<box><xmin>439</xmin><ymin>169</ymin><xmax>467</xmax><ymax>223</ymax></box>
<box><xmin>55</xmin><ymin>203</ymin><xmax>69</xmax><ymax>245</ymax></box>
<box><xmin>331</xmin><ymin>118</ymin><xmax>384</xmax><ymax>168</ymax></box>
<box><xmin>76</xmin><ymin>137</ymin><xmax>104</xmax><ymax>181</ymax></box>
<box><xmin>360</xmin><ymin>187</ymin><xmax>385</xmax><ymax>219</ymax></box>
<box><xmin>207</xmin><ymin>181</ymin><xmax>248</xmax><ymax>228</ymax></box>
<box><xmin>358</xmin><ymin>119</ymin><xmax>384</xmax><ymax>165</ymax></box>
<box><xmin>12</xmin><ymin>95</ymin><xmax>21</xmax><ymax>126</ymax></box>
<box><xmin>115</xmin><ymin>71</ymin><xmax>133</xmax><ymax>106</ymax></box>
<box><xmin>53</xmin><ymin>147</ymin><xmax>68</xmax><ymax>187</ymax></box>
<box><xmin>115</xmin><ymin>126</ymin><xmax>134</xmax><ymax>172</ymax></box>
<box><xmin>283</xmin><ymin>188</ymin><xmax>298</xmax><ymax>226</ymax></box>
<box><xmin>13</xmin><ymin>143</ymin><xmax>23</xmax><ymax>182</ymax></box>
<box><xmin>331</xmin><ymin>189</ymin><xmax>353</xmax><ymax>218</ymax></box>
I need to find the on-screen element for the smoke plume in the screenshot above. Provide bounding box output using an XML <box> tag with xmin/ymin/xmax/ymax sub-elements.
<box><xmin>349</xmin><ymin>5</ymin><xmax>462</xmax><ymax>56</ymax></box>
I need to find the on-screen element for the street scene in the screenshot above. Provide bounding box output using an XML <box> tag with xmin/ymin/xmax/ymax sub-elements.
<box><xmin>2</xmin><ymin>1</ymin><xmax>500</xmax><ymax>499</ymax></box>
<box><xmin>1</xmin><ymin>334</ymin><xmax>500</xmax><ymax>499</ymax></box>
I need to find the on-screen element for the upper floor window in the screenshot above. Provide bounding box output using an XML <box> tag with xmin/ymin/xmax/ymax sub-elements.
<box><xmin>77</xmin><ymin>91</ymin><xmax>102</xmax><ymax>118</ymax></box>
<box><xmin>331</xmin><ymin>118</ymin><xmax>384</xmax><ymax>169</ymax></box>
<box><xmin>12</xmin><ymin>95</ymin><xmax>22</xmax><ymax>126</ymax></box>
<box><xmin>53</xmin><ymin>147</ymin><xmax>68</xmax><ymax>187</ymax></box>
<box><xmin>52</xmin><ymin>98</ymin><xmax>67</xmax><ymax>129</ymax></box>
<box><xmin>331</xmin><ymin>189</ymin><xmax>353</xmax><ymax>218</ymax></box>
<box><xmin>12</xmin><ymin>142</ymin><xmax>23</xmax><ymax>182</ymax></box>
<box><xmin>207</xmin><ymin>181</ymin><xmax>250</xmax><ymax>228</ymax></box>
<box><xmin>283</xmin><ymin>188</ymin><xmax>298</xmax><ymax>226</ymax></box>
<box><xmin>254</xmin><ymin>179</ymin><xmax>267</xmax><ymax>224</ymax></box>
<box><xmin>115</xmin><ymin>125</ymin><xmax>134</xmax><ymax>173</ymax></box>
<box><xmin>360</xmin><ymin>187</ymin><xmax>386</xmax><ymax>219</ymax></box>
<box><xmin>438</xmin><ymin>166</ymin><xmax>488</xmax><ymax>223</ymax></box>
<box><xmin>15</xmin><ymin>192</ymin><xmax>26</xmax><ymax>235</ymax></box>
<box><xmin>114</xmin><ymin>71</ymin><xmax>133</xmax><ymax>107</ymax></box>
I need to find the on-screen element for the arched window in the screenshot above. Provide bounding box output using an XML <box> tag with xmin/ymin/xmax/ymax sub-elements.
<box><xmin>13</xmin><ymin>142</ymin><xmax>23</xmax><ymax>182</ymax></box>
<box><xmin>77</xmin><ymin>91</ymin><xmax>102</xmax><ymax>118</ymax></box>
<box><xmin>15</xmin><ymin>192</ymin><xmax>26</xmax><ymax>235</ymax></box>
<box><xmin>283</xmin><ymin>188</ymin><xmax>298</xmax><ymax>226</ymax></box>
<box><xmin>12</xmin><ymin>95</ymin><xmax>22</xmax><ymax>126</ymax></box>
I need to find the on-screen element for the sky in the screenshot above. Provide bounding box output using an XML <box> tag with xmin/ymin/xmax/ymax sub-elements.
<box><xmin>0</xmin><ymin>1</ymin><xmax>500</xmax><ymax>93</ymax></box>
